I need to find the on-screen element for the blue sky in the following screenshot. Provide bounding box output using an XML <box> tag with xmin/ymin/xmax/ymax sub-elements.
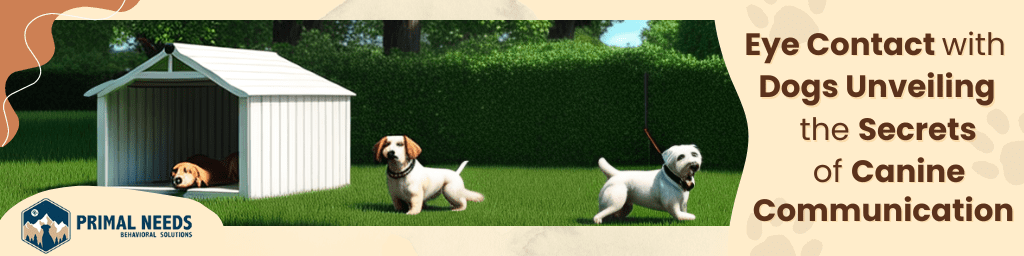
<box><xmin>600</xmin><ymin>20</ymin><xmax>649</xmax><ymax>48</ymax></box>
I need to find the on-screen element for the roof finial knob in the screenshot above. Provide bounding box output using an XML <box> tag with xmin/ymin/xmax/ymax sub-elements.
<box><xmin>164</xmin><ymin>43</ymin><xmax>175</xmax><ymax>54</ymax></box>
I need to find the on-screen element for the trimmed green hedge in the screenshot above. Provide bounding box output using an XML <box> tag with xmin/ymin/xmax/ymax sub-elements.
<box><xmin>278</xmin><ymin>41</ymin><xmax>747</xmax><ymax>169</ymax></box>
<box><xmin>5</xmin><ymin>70</ymin><xmax>109</xmax><ymax>110</ymax></box>
<box><xmin>8</xmin><ymin>40</ymin><xmax>746</xmax><ymax>169</ymax></box>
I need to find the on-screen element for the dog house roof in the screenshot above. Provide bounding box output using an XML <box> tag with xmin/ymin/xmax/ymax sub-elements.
<box><xmin>84</xmin><ymin>43</ymin><xmax>355</xmax><ymax>97</ymax></box>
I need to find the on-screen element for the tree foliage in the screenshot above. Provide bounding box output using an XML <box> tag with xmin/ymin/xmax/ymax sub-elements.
<box><xmin>322</xmin><ymin>20</ymin><xmax>384</xmax><ymax>48</ymax></box>
<box><xmin>641</xmin><ymin>20</ymin><xmax>722</xmax><ymax>59</ymax></box>
<box><xmin>272</xmin><ymin>21</ymin><xmax>323</xmax><ymax>45</ymax></box>
<box><xmin>640</xmin><ymin>20</ymin><xmax>679</xmax><ymax>50</ymax></box>
<box><xmin>278</xmin><ymin>20</ymin><xmax>616</xmax><ymax>55</ymax></box>
<box><xmin>573</xmin><ymin>20</ymin><xmax>619</xmax><ymax>46</ymax></box>
<box><xmin>112</xmin><ymin>20</ymin><xmax>272</xmax><ymax>56</ymax></box>
<box><xmin>47</xmin><ymin>21</ymin><xmax>144</xmax><ymax>74</ymax></box>
<box><xmin>383</xmin><ymin>20</ymin><xmax>422</xmax><ymax>55</ymax></box>
<box><xmin>275</xmin><ymin>40</ymin><xmax>744</xmax><ymax>167</ymax></box>
<box><xmin>421</xmin><ymin>20</ymin><xmax>551</xmax><ymax>49</ymax></box>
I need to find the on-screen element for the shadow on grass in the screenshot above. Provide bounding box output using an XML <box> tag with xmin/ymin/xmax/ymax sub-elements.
<box><xmin>224</xmin><ymin>219</ymin><xmax>327</xmax><ymax>226</ymax></box>
<box><xmin>38</xmin><ymin>180</ymin><xmax>96</xmax><ymax>193</ymax></box>
<box><xmin>0</xmin><ymin>111</ymin><xmax>95</xmax><ymax>161</ymax></box>
<box><xmin>575</xmin><ymin>217</ymin><xmax>679</xmax><ymax>226</ymax></box>
<box><xmin>355</xmin><ymin>203</ymin><xmax>453</xmax><ymax>214</ymax></box>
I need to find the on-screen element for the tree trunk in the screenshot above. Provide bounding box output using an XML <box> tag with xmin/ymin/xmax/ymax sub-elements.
<box><xmin>547</xmin><ymin>20</ymin><xmax>594</xmax><ymax>40</ymax></box>
<box><xmin>134</xmin><ymin>35</ymin><xmax>162</xmax><ymax>57</ymax></box>
<box><xmin>383</xmin><ymin>20</ymin><xmax>421</xmax><ymax>56</ymax></box>
<box><xmin>547</xmin><ymin>20</ymin><xmax>576</xmax><ymax>40</ymax></box>
<box><xmin>273</xmin><ymin>21</ymin><xmax>304</xmax><ymax>45</ymax></box>
<box><xmin>302</xmin><ymin>21</ymin><xmax>323</xmax><ymax>31</ymax></box>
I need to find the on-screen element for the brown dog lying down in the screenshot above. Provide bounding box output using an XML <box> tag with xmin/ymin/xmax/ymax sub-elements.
<box><xmin>171</xmin><ymin>152</ymin><xmax>239</xmax><ymax>188</ymax></box>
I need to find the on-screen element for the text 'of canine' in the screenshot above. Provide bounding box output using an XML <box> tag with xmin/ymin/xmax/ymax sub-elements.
<box><xmin>594</xmin><ymin>145</ymin><xmax>702</xmax><ymax>224</ymax></box>
<box><xmin>373</xmin><ymin>135</ymin><xmax>484</xmax><ymax>215</ymax></box>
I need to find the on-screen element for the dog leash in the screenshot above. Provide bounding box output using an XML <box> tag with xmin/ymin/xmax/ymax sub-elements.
<box><xmin>644</xmin><ymin>128</ymin><xmax>661</xmax><ymax>154</ymax></box>
<box><xmin>387</xmin><ymin>159</ymin><xmax>416</xmax><ymax>179</ymax></box>
<box><xmin>643</xmin><ymin>72</ymin><xmax>662</xmax><ymax>155</ymax></box>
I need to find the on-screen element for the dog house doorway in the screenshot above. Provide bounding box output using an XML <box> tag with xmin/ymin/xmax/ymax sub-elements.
<box><xmin>86</xmin><ymin>43</ymin><xmax>355</xmax><ymax>199</ymax></box>
<box><xmin>103</xmin><ymin>82</ymin><xmax>240</xmax><ymax>197</ymax></box>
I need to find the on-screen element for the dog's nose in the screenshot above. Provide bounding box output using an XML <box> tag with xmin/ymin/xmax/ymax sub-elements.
<box><xmin>386</xmin><ymin>151</ymin><xmax>396</xmax><ymax>159</ymax></box>
<box><xmin>689</xmin><ymin>164</ymin><xmax>700</xmax><ymax>172</ymax></box>
<box><xmin>173</xmin><ymin>177</ymin><xmax>182</xmax><ymax>185</ymax></box>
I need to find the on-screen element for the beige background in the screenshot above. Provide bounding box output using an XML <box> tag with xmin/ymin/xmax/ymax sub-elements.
<box><xmin>0</xmin><ymin>187</ymin><xmax>728</xmax><ymax>255</ymax></box>
<box><xmin>723</xmin><ymin>0</ymin><xmax>1022</xmax><ymax>255</ymax></box>
<box><xmin>2</xmin><ymin>0</ymin><xmax>1019</xmax><ymax>255</ymax></box>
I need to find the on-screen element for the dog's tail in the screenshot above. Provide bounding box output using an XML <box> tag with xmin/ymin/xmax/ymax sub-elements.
<box><xmin>597</xmin><ymin>157</ymin><xmax>621</xmax><ymax>179</ymax></box>
<box><xmin>453</xmin><ymin>161</ymin><xmax>483</xmax><ymax>202</ymax></box>
<box><xmin>454</xmin><ymin>161</ymin><xmax>469</xmax><ymax>175</ymax></box>
<box><xmin>463</xmin><ymin>190</ymin><xmax>485</xmax><ymax>202</ymax></box>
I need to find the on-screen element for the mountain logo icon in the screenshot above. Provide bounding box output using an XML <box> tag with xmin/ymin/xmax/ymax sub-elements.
<box><xmin>22</xmin><ymin>199</ymin><xmax>70</xmax><ymax>254</ymax></box>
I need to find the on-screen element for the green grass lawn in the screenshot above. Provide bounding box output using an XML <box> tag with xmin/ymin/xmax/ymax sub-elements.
<box><xmin>1</xmin><ymin>111</ymin><xmax>741</xmax><ymax>226</ymax></box>
<box><xmin>200</xmin><ymin>165</ymin><xmax>740</xmax><ymax>226</ymax></box>
<box><xmin>0</xmin><ymin>111</ymin><xmax>97</xmax><ymax>211</ymax></box>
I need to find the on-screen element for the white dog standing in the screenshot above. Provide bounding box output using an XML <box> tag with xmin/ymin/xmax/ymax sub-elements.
<box><xmin>593</xmin><ymin>145</ymin><xmax>702</xmax><ymax>224</ymax></box>
<box><xmin>373</xmin><ymin>135</ymin><xmax>484</xmax><ymax>215</ymax></box>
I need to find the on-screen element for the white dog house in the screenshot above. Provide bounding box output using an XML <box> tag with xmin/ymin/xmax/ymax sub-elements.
<box><xmin>85</xmin><ymin>43</ymin><xmax>355</xmax><ymax>199</ymax></box>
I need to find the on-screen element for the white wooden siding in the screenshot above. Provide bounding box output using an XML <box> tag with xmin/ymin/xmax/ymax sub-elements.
<box><xmin>100</xmin><ymin>86</ymin><xmax>238</xmax><ymax>186</ymax></box>
<box><xmin>243</xmin><ymin>95</ymin><xmax>350</xmax><ymax>198</ymax></box>
<box><xmin>96</xmin><ymin>96</ymin><xmax>108</xmax><ymax>186</ymax></box>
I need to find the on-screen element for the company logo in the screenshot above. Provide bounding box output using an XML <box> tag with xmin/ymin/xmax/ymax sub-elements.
<box><xmin>22</xmin><ymin>199</ymin><xmax>70</xmax><ymax>254</ymax></box>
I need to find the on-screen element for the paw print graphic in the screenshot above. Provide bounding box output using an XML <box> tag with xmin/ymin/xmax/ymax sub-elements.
<box><xmin>746</xmin><ymin>0</ymin><xmax>826</xmax><ymax>39</ymax></box>
<box><xmin>748</xmin><ymin>198</ymin><xmax>823</xmax><ymax>256</ymax></box>
<box><xmin>970</xmin><ymin>109</ymin><xmax>1024</xmax><ymax>185</ymax></box>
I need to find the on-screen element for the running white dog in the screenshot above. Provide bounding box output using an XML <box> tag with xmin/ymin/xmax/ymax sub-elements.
<box><xmin>373</xmin><ymin>135</ymin><xmax>484</xmax><ymax>215</ymax></box>
<box><xmin>594</xmin><ymin>145</ymin><xmax>702</xmax><ymax>224</ymax></box>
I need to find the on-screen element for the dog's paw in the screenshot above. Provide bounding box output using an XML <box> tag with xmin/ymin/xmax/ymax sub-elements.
<box><xmin>747</xmin><ymin>198</ymin><xmax>823</xmax><ymax>256</ymax></box>
<box><xmin>676</xmin><ymin>212</ymin><xmax>697</xmax><ymax>221</ymax></box>
<box><xmin>970</xmin><ymin>109</ymin><xmax>1024</xmax><ymax>185</ymax></box>
<box><xmin>406</xmin><ymin>210</ymin><xmax>421</xmax><ymax>215</ymax></box>
<box><xmin>593</xmin><ymin>217</ymin><xmax>603</xmax><ymax>224</ymax></box>
<box><xmin>746</xmin><ymin>0</ymin><xmax>825</xmax><ymax>40</ymax></box>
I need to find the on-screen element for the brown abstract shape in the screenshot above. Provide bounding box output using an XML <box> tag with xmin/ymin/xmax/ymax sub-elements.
<box><xmin>1</xmin><ymin>0</ymin><xmax>139</xmax><ymax>147</ymax></box>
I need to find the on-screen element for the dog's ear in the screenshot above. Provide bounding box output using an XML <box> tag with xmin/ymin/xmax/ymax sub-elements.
<box><xmin>660</xmin><ymin>147</ymin><xmax>676</xmax><ymax>165</ymax></box>
<box><xmin>372</xmin><ymin>137</ymin><xmax>388</xmax><ymax>162</ymax></box>
<box><xmin>190</xmin><ymin>166</ymin><xmax>206</xmax><ymax>188</ymax></box>
<box><xmin>171</xmin><ymin>163</ymin><xmax>185</xmax><ymax>176</ymax></box>
<box><xmin>404</xmin><ymin>135</ymin><xmax>422</xmax><ymax>160</ymax></box>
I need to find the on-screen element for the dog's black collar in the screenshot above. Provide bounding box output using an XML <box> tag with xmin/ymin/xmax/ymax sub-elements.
<box><xmin>387</xmin><ymin>159</ymin><xmax>416</xmax><ymax>179</ymax></box>
<box><xmin>663</xmin><ymin>165</ymin><xmax>694</xmax><ymax>191</ymax></box>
